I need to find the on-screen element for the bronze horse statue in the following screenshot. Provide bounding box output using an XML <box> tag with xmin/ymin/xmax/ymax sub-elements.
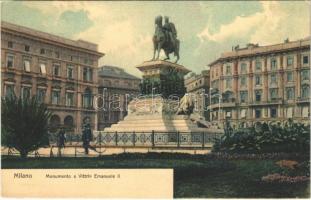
<box><xmin>151</xmin><ymin>16</ymin><xmax>180</xmax><ymax>63</ymax></box>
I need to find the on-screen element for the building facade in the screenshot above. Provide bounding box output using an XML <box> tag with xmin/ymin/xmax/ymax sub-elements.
<box><xmin>97</xmin><ymin>65</ymin><xmax>140</xmax><ymax>130</ymax></box>
<box><xmin>209</xmin><ymin>38</ymin><xmax>310</xmax><ymax>128</ymax></box>
<box><xmin>1</xmin><ymin>21</ymin><xmax>104</xmax><ymax>133</ymax></box>
<box><xmin>184</xmin><ymin>70</ymin><xmax>210</xmax><ymax>120</ymax></box>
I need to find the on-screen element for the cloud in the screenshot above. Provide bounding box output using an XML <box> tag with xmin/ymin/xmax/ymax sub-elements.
<box><xmin>197</xmin><ymin>1</ymin><xmax>309</xmax><ymax>45</ymax></box>
<box><xmin>4</xmin><ymin>1</ymin><xmax>309</xmax><ymax>76</ymax></box>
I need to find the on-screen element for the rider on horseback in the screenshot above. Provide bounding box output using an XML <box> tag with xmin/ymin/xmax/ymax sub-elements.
<box><xmin>163</xmin><ymin>16</ymin><xmax>177</xmax><ymax>48</ymax></box>
<box><xmin>152</xmin><ymin>15</ymin><xmax>180</xmax><ymax>63</ymax></box>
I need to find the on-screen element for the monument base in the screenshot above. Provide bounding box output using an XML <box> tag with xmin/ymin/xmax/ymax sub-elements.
<box><xmin>101</xmin><ymin>96</ymin><xmax>212</xmax><ymax>133</ymax></box>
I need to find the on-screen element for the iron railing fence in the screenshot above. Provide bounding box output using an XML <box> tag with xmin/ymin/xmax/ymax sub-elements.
<box><xmin>3</xmin><ymin>131</ymin><xmax>223</xmax><ymax>157</ymax></box>
<box><xmin>49</xmin><ymin>131</ymin><xmax>223</xmax><ymax>148</ymax></box>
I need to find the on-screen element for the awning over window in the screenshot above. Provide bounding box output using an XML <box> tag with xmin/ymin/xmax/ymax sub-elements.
<box><xmin>24</xmin><ymin>60</ymin><xmax>30</xmax><ymax>72</ymax></box>
<box><xmin>286</xmin><ymin>107</ymin><xmax>293</xmax><ymax>118</ymax></box>
<box><xmin>40</xmin><ymin>64</ymin><xmax>46</xmax><ymax>74</ymax></box>
<box><xmin>302</xmin><ymin>106</ymin><xmax>309</xmax><ymax>118</ymax></box>
<box><xmin>241</xmin><ymin>109</ymin><xmax>246</xmax><ymax>118</ymax></box>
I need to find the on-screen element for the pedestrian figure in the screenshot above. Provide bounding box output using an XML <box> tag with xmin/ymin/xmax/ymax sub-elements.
<box><xmin>82</xmin><ymin>123</ymin><xmax>95</xmax><ymax>154</ymax></box>
<box><xmin>57</xmin><ymin>127</ymin><xmax>66</xmax><ymax>157</ymax></box>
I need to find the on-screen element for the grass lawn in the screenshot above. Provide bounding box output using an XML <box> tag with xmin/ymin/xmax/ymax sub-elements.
<box><xmin>1</xmin><ymin>153</ymin><xmax>309</xmax><ymax>198</ymax></box>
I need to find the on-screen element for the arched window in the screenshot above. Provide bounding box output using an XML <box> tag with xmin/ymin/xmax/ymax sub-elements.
<box><xmin>50</xmin><ymin>115</ymin><xmax>61</xmax><ymax>132</ymax></box>
<box><xmin>64</xmin><ymin>115</ymin><xmax>74</xmax><ymax>128</ymax></box>
<box><xmin>83</xmin><ymin>88</ymin><xmax>92</xmax><ymax>108</ymax></box>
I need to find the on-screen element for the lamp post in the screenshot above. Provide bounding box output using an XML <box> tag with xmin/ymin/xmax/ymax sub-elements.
<box><xmin>152</xmin><ymin>87</ymin><xmax>156</xmax><ymax>113</ymax></box>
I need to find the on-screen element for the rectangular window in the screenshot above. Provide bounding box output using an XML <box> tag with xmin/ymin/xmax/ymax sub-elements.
<box><xmin>66</xmin><ymin>92</ymin><xmax>74</xmax><ymax>106</ymax></box>
<box><xmin>25</xmin><ymin>45</ymin><xmax>30</xmax><ymax>52</ymax></box>
<box><xmin>55</xmin><ymin>52</ymin><xmax>60</xmax><ymax>59</ymax></box>
<box><xmin>240</xmin><ymin>63</ymin><xmax>247</xmax><ymax>74</ymax></box>
<box><xmin>301</xmin><ymin>70</ymin><xmax>310</xmax><ymax>81</ymax></box>
<box><xmin>225</xmin><ymin>78</ymin><xmax>232</xmax><ymax>89</ymax></box>
<box><xmin>240</xmin><ymin>109</ymin><xmax>247</xmax><ymax>119</ymax></box>
<box><xmin>22</xmin><ymin>87</ymin><xmax>31</xmax><ymax>100</ymax></box>
<box><xmin>270</xmin><ymin>74</ymin><xmax>277</xmax><ymax>84</ymax></box>
<box><xmin>255</xmin><ymin>60</ymin><xmax>262</xmax><ymax>71</ymax></box>
<box><xmin>255</xmin><ymin>90</ymin><xmax>261</xmax><ymax>102</ymax></box>
<box><xmin>270</xmin><ymin>108</ymin><xmax>277</xmax><ymax>118</ymax></box>
<box><xmin>37</xmin><ymin>89</ymin><xmax>46</xmax><ymax>103</ymax></box>
<box><xmin>51</xmin><ymin>90</ymin><xmax>60</xmax><ymax>105</ymax></box>
<box><xmin>23</xmin><ymin>60</ymin><xmax>30</xmax><ymax>72</ymax></box>
<box><xmin>241</xmin><ymin>77</ymin><xmax>246</xmax><ymax>86</ymax></box>
<box><xmin>255</xmin><ymin>109</ymin><xmax>261</xmax><ymax>118</ymax></box>
<box><xmin>83</xmin><ymin>94</ymin><xmax>93</xmax><ymax>108</ymax></box>
<box><xmin>271</xmin><ymin>58</ymin><xmax>277</xmax><ymax>70</ymax></box>
<box><xmin>40</xmin><ymin>48</ymin><xmax>45</xmax><ymax>55</ymax></box>
<box><xmin>40</xmin><ymin>63</ymin><xmax>46</xmax><ymax>75</ymax></box>
<box><xmin>83</xmin><ymin>67</ymin><xmax>88</xmax><ymax>81</ymax></box>
<box><xmin>53</xmin><ymin>64</ymin><xmax>60</xmax><ymax>76</ymax></box>
<box><xmin>5</xmin><ymin>85</ymin><xmax>15</xmax><ymax>97</ymax></box>
<box><xmin>255</xmin><ymin>75</ymin><xmax>261</xmax><ymax>85</ymax></box>
<box><xmin>302</xmin><ymin>106</ymin><xmax>309</xmax><ymax>118</ymax></box>
<box><xmin>67</xmin><ymin>65</ymin><xmax>74</xmax><ymax>79</ymax></box>
<box><xmin>270</xmin><ymin>88</ymin><xmax>278</xmax><ymax>99</ymax></box>
<box><xmin>286</xmin><ymin>87</ymin><xmax>294</xmax><ymax>100</ymax></box>
<box><xmin>286</xmin><ymin>107</ymin><xmax>293</xmax><ymax>118</ymax></box>
<box><xmin>88</xmin><ymin>68</ymin><xmax>93</xmax><ymax>81</ymax></box>
<box><xmin>287</xmin><ymin>56</ymin><xmax>293</xmax><ymax>67</ymax></box>
<box><xmin>287</xmin><ymin>71</ymin><xmax>293</xmax><ymax>82</ymax></box>
<box><xmin>240</xmin><ymin>91</ymin><xmax>248</xmax><ymax>103</ymax></box>
<box><xmin>6</xmin><ymin>54</ymin><xmax>14</xmax><ymax>68</ymax></box>
<box><xmin>83</xmin><ymin>67</ymin><xmax>93</xmax><ymax>81</ymax></box>
<box><xmin>226</xmin><ymin>65</ymin><xmax>231</xmax><ymax>75</ymax></box>
<box><xmin>226</xmin><ymin>111</ymin><xmax>231</xmax><ymax>118</ymax></box>
<box><xmin>303</xmin><ymin>55</ymin><xmax>309</xmax><ymax>64</ymax></box>
<box><xmin>301</xmin><ymin>85</ymin><xmax>310</xmax><ymax>99</ymax></box>
<box><xmin>8</xmin><ymin>41</ymin><xmax>13</xmax><ymax>48</ymax></box>
<box><xmin>240</xmin><ymin>76</ymin><xmax>246</xmax><ymax>86</ymax></box>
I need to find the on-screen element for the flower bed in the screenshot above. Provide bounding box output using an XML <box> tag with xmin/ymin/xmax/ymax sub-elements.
<box><xmin>262</xmin><ymin>173</ymin><xmax>309</xmax><ymax>183</ymax></box>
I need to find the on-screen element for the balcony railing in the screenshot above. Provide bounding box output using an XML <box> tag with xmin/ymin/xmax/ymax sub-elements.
<box><xmin>297</xmin><ymin>97</ymin><xmax>310</xmax><ymax>103</ymax></box>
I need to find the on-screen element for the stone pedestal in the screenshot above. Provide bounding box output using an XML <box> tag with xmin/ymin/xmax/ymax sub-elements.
<box><xmin>98</xmin><ymin>61</ymin><xmax>214</xmax><ymax>133</ymax></box>
<box><xmin>137</xmin><ymin>60</ymin><xmax>190</xmax><ymax>98</ymax></box>
<box><xmin>103</xmin><ymin>96</ymin><xmax>208</xmax><ymax>132</ymax></box>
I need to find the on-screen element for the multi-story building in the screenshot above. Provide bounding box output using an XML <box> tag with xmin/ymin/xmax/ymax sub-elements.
<box><xmin>1</xmin><ymin>21</ymin><xmax>104</xmax><ymax>133</ymax></box>
<box><xmin>209</xmin><ymin>38</ymin><xmax>310</xmax><ymax>128</ymax></box>
<box><xmin>97</xmin><ymin>65</ymin><xmax>140</xmax><ymax>130</ymax></box>
<box><xmin>184</xmin><ymin>70</ymin><xmax>210</xmax><ymax>120</ymax></box>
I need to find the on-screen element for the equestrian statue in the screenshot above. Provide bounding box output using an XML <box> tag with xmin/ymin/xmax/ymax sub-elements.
<box><xmin>151</xmin><ymin>16</ymin><xmax>180</xmax><ymax>63</ymax></box>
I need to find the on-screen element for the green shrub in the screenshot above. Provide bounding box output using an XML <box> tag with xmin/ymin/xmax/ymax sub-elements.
<box><xmin>1</xmin><ymin>95</ymin><xmax>51</xmax><ymax>158</ymax></box>
<box><xmin>213</xmin><ymin>120</ymin><xmax>310</xmax><ymax>154</ymax></box>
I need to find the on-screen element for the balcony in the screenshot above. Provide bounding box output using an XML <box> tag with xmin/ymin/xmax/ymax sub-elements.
<box><xmin>221</xmin><ymin>102</ymin><xmax>236</xmax><ymax>108</ymax></box>
<box><xmin>249</xmin><ymin>98</ymin><xmax>283</xmax><ymax>106</ymax></box>
<box><xmin>297</xmin><ymin>97</ymin><xmax>310</xmax><ymax>103</ymax></box>
<box><xmin>37</xmin><ymin>76</ymin><xmax>47</xmax><ymax>83</ymax></box>
<box><xmin>301</xmin><ymin>79</ymin><xmax>310</xmax><ymax>85</ymax></box>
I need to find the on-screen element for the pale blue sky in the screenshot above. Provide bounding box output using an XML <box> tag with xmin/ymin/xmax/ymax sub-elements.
<box><xmin>1</xmin><ymin>1</ymin><xmax>309</xmax><ymax>76</ymax></box>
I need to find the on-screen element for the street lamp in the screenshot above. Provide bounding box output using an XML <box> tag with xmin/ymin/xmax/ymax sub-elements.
<box><xmin>152</xmin><ymin>87</ymin><xmax>156</xmax><ymax>113</ymax></box>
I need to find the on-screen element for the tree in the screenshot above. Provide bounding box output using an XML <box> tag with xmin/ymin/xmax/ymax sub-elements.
<box><xmin>1</xmin><ymin>95</ymin><xmax>52</xmax><ymax>158</ymax></box>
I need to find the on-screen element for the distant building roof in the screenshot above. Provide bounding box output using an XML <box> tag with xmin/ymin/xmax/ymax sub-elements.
<box><xmin>209</xmin><ymin>37</ymin><xmax>310</xmax><ymax>66</ymax></box>
<box><xmin>98</xmin><ymin>65</ymin><xmax>140</xmax><ymax>80</ymax></box>
<box><xmin>1</xmin><ymin>21</ymin><xmax>104</xmax><ymax>56</ymax></box>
